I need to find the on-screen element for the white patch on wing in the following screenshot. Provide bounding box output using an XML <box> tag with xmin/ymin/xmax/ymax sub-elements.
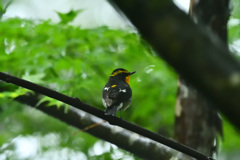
<box><xmin>102</xmin><ymin>98</ymin><xmax>107</xmax><ymax>108</ymax></box>
<box><xmin>117</xmin><ymin>103</ymin><xmax>123</xmax><ymax>110</ymax></box>
<box><xmin>104</xmin><ymin>87</ymin><xmax>110</xmax><ymax>91</ymax></box>
<box><xmin>119</xmin><ymin>89</ymin><xmax>126</xmax><ymax>92</ymax></box>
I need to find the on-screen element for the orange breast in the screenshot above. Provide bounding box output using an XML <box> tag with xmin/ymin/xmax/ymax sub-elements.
<box><xmin>125</xmin><ymin>75</ymin><xmax>130</xmax><ymax>85</ymax></box>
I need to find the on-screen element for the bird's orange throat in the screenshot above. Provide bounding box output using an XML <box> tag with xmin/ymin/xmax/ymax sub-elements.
<box><xmin>125</xmin><ymin>75</ymin><xmax>130</xmax><ymax>85</ymax></box>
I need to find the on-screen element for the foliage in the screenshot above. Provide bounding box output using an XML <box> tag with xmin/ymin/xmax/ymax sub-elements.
<box><xmin>57</xmin><ymin>10</ymin><xmax>83</xmax><ymax>25</ymax></box>
<box><xmin>0</xmin><ymin>1</ymin><xmax>240</xmax><ymax>159</ymax></box>
<box><xmin>0</xmin><ymin>15</ymin><xmax>176</xmax><ymax>159</ymax></box>
<box><xmin>229</xmin><ymin>0</ymin><xmax>240</xmax><ymax>55</ymax></box>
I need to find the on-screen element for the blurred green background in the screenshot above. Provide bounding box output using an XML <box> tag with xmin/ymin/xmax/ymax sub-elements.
<box><xmin>0</xmin><ymin>0</ymin><xmax>240</xmax><ymax>159</ymax></box>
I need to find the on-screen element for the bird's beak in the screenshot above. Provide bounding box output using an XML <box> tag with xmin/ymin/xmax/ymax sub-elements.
<box><xmin>129</xmin><ymin>71</ymin><xmax>136</xmax><ymax>75</ymax></box>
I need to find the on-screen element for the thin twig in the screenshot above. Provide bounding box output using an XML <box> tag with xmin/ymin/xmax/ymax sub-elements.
<box><xmin>0</xmin><ymin>71</ymin><xmax>213</xmax><ymax>160</ymax></box>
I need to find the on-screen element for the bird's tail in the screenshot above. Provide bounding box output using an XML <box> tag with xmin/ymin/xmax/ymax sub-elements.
<box><xmin>104</xmin><ymin>105</ymin><xmax>117</xmax><ymax>116</ymax></box>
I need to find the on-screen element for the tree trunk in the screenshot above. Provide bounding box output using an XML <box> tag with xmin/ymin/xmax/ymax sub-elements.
<box><xmin>175</xmin><ymin>78</ymin><xmax>222</xmax><ymax>157</ymax></box>
<box><xmin>174</xmin><ymin>0</ymin><xmax>230</xmax><ymax>157</ymax></box>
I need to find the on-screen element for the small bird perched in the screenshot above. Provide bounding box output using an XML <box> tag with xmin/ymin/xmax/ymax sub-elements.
<box><xmin>102</xmin><ymin>68</ymin><xmax>136</xmax><ymax>116</ymax></box>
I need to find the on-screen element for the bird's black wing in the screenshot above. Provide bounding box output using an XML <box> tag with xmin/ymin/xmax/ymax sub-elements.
<box><xmin>102</xmin><ymin>85</ymin><xmax>131</xmax><ymax>107</ymax></box>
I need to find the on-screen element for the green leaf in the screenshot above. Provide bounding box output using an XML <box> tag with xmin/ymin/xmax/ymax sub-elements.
<box><xmin>56</xmin><ymin>9</ymin><xmax>84</xmax><ymax>24</ymax></box>
<box><xmin>22</xmin><ymin>73</ymin><xmax>45</xmax><ymax>84</ymax></box>
<box><xmin>36</xmin><ymin>96</ymin><xmax>64</xmax><ymax>109</ymax></box>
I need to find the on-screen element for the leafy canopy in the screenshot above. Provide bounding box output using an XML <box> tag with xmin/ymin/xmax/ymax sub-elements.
<box><xmin>0</xmin><ymin>14</ymin><xmax>176</xmax><ymax>159</ymax></box>
<box><xmin>1</xmin><ymin>2</ymin><xmax>240</xmax><ymax>158</ymax></box>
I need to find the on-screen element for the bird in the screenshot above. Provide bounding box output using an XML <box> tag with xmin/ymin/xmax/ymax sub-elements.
<box><xmin>102</xmin><ymin>68</ymin><xmax>136</xmax><ymax>116</ymax></box>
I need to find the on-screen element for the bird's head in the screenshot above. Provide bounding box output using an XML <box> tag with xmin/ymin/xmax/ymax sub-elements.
<box><xmin>109</xmin><ymin>68</ymin><xmax>136</xmax><ymax>85</ymax></box>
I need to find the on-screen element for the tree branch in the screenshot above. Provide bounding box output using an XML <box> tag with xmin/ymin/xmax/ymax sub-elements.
<box><xmin>110</xmin><ymin>0</ymin><xmax>240</xmax><ymax>130</ymax></box>
<box><xmin>0</xmin><ymin>72</ymin><xmax>212</xmax><ymax>160</ymax></box>
<box><xmin>15</xmin><ymin>94</ymin><xmax>180</xmax><ymax>160</ymax></box>
<box><xmin>174</xmin><ymin>0</ymin><xmax>229</xmax><ymax>156</ymax></box>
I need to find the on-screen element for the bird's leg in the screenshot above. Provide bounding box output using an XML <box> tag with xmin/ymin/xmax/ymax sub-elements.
<box><xmin>120</xmin><ymin>111</ymin><xmax>123</xmax><ymax>119</ymax></box>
